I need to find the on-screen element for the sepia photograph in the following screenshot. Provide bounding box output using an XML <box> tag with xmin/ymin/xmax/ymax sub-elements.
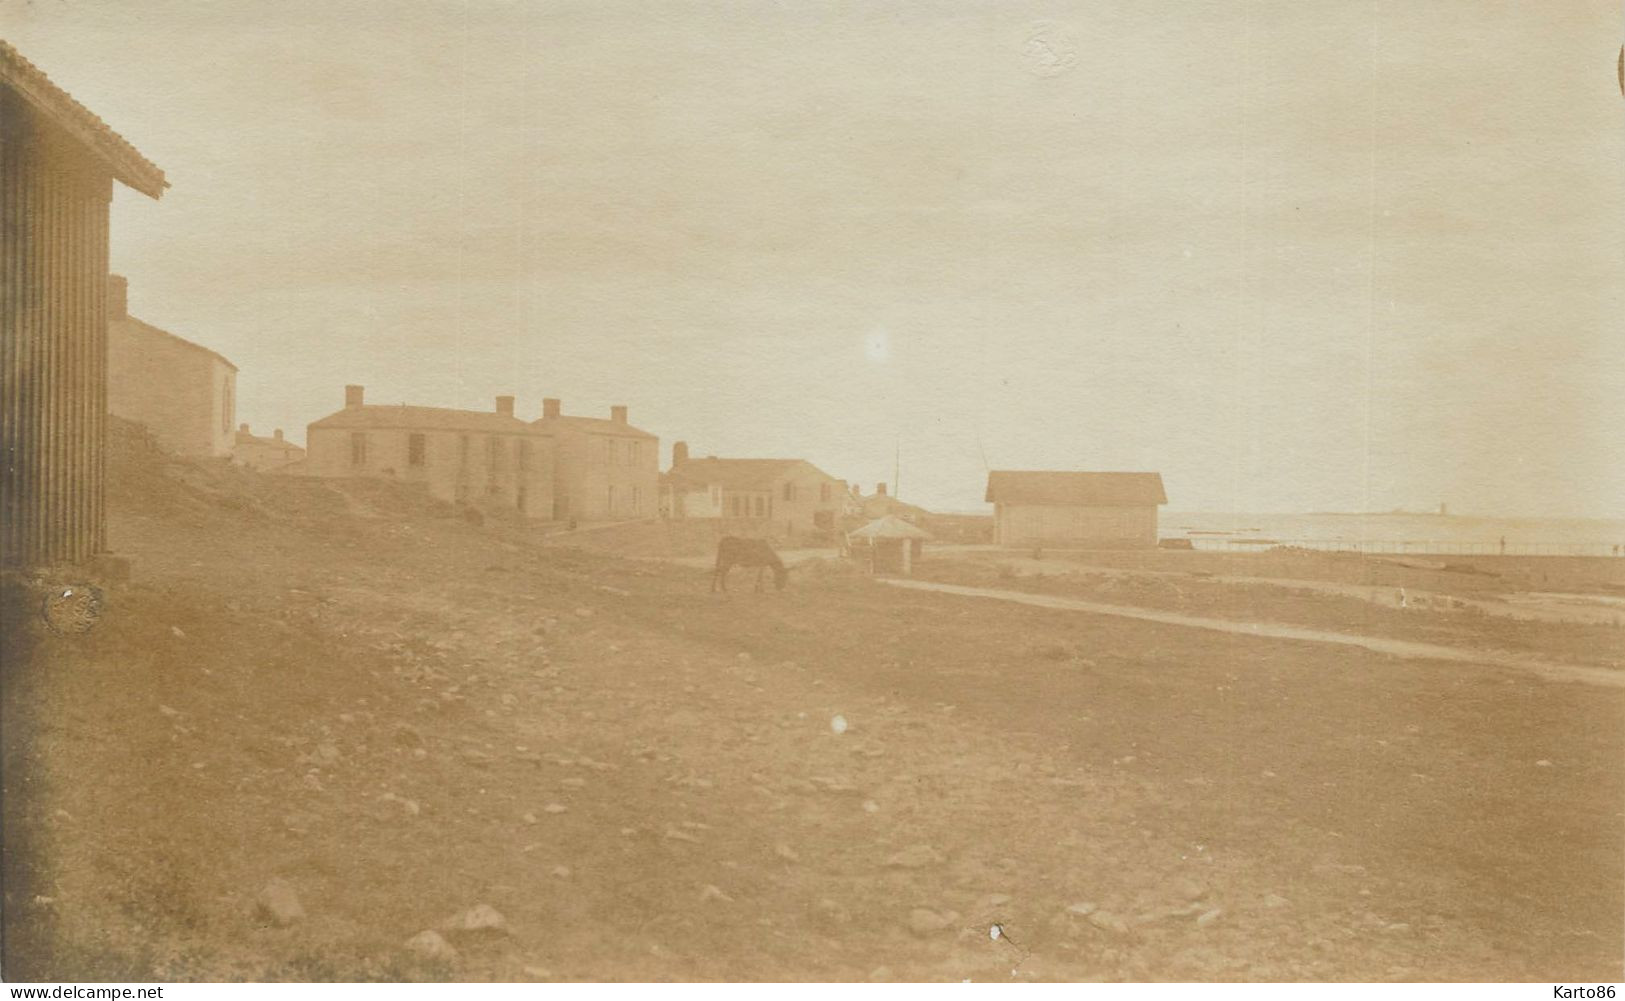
<box><xmin>2</xmin><ymin>0</ymin><xmax>1622</xmax><ymax>986</ymax></box>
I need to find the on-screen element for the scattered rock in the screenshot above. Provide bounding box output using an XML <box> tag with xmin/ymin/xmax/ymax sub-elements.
<box><xmin>1088</xmin><ymin>910</ymin><xmax>1129</xmax><ymax>935</ymax></box>
<box><xmin>1535</xmin><ymin>759</ymin><xmax>1553</xmax><ymax>767</ymax></box>
<box><xmin>1263</xmin><ymin>893</ymin><xmax>1291</xmax><ymax>910</ymax></box>
<box><xmin>158</xmin><ymin>705</ymin><xmax>181</xmax><ymax>719</ymax></box>
<box><xmin>522</xmin><ymin>965</ymin><xmax>552</xmax><ymax>979</ymax></box>
<box><xmin>830</xmin><ymin>715</ymin><xmax>848</xmax><ymax>735</ymax></box>
<box><xmin>908</xmin><ymin>908</ymin><xmax>955</xmax><ymax>936</ymax></box>
<box><xmin>1196</xmin><ymin>907</ymin><xmax>1224</xmax><ymax>927</ymax></box>
<box><xmin>862</xmin><ymin>800</ymin><xmax>880</xmax><ymax>813</ymax></box>
<box><xmin>406</xmin><ymin>930</ymin><xmax>458</xmax><ymax>962</ymax></box>
<box><xmin>543</xmin><ymin>803</ymin><xmax>567</xmax><ymax>814</ymax></box>
<box><xmin>774</xmin><ymin>844</ymin><xmax>800</xmax><ymax>862</ymax></box>
<box><xmin>664</xmin><ymin>826</ymin><xmax>700</xmax><ymax>843</ymax></box>
<box><xmin>886</xmin><ymin>844</ymin><xmax>945</xmax><ymax>868</ymax></box>
<box><xmin>442</xmin><ymin>903</ymin><xmax>508</xmax><ymax>940</ymax></box>
<box><xmin>868</xmin><ymin>966</ymin><xmax>895</xmax><ymax>982</ymax></box>
<box><xmin>700</xmin><ymin>884</ymin><xmax>733</xmax><ymax>903</ymax></box>
<box><xmin>255</xmin><ymin>878</ymin><xmax>305</xmax><ymax>926</ymax></box>
<box><xmin>522</xmin><ymin>812</ymin><xmax>539</xmax><ymax>825</ymax></box>
<box><xmin>551</xmin><ymin>865</ymin><xmax>572</xmax><ymax>879</ymax></box>
<box><xmin>170</xmin><ymin>626</ymin><xmax>186</xmax><ymax>639</ymax></box>
<box><xmin>1174</xmin><ymin>878</ymin><xmax>1207</xmax><ymax>902</ymax></box>
<box><xmin>1066</xmin><ymin>901</ymin><xmax>1098</xmax><ymax>917</ymax></box>
<box><xmin>573</xmin><ymin>607</ymin><xmax>593</xmax><ymax>618</ymax></box>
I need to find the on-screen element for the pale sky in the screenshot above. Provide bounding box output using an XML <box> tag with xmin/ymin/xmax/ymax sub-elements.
<box><xmin>6</xmin><ymin>0</ymin><xmax>1623</xmax><ymax>516</ymax></box>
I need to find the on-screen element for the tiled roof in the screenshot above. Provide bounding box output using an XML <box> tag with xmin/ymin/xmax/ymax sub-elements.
<box><xmin>112</xmin><ymin>314</ymin><xmax>237</xmax><ymax>371</ymax></box>
<box><xmin>310</xmin><ymin>405</ymin><xmax>547</xmax><ymax>435</ymax></box>
<box><xmin>849</xmin><ymin>515</ymin><xmax>932</xmax><ymax>540</ymax></box>
<box><xmin>667</xmin><ymin>457</ymin><xmax>840</xmax><ymax>492</ymax></box>
<box><xmin>533</xmin><ymin>415</ymin><xmax>657</xmax><ymax>439</ymax></box>
<box><xmin>985</xmin><ymin>471</ymin><xmax>1167</xmax><ymax>506</ymax></box>
<box><xmin>0</xmin><ymin>40</ymin><xmax>167</xmax><ymax>199</ymax></box>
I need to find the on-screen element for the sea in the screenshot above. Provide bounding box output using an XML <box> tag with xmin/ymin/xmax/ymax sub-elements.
<box><xmin>1162</xmin><ymin>511</ymin><xmax>1625</xmax><ymax>557</ymax></box>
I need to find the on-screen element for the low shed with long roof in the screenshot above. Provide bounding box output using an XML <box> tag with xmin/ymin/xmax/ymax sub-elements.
<box><xmin>984</xmin><ymin>471</ymin><xmax>1167</xmax><ymax>549</ymax></box>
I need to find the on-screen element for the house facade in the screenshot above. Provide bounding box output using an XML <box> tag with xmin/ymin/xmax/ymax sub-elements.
<box><xmin>306</xmin><ymin>386</ymin><xmax>553</xmax><ymax>518</ymax></box>
<box><xmin>985</xmin><ymin>470</ymin><xmax>1167</xmax><ymax>548</ymax></box>
<box><xmin>1</xmin><ymin>41</ymin><xmax>166</xmax><ymax>566</ymax></box>
<box><xmin>233</xmin><ymin>424</ymin><xmax>304</xmax><ymax>472</ymax></box>
<box><xmin>533</xmin><ymin>399</ymin><xmax>657</xmax><ymax>522</ymax></box>
<box><xmin>662</xmin><ymin>443</ymin><xmax>847</xmax><ymax>535</ymax></box>
<box><xmin>107</xmin><ymin>275</ymin><xmax>237</xmax><ymax>458</ymax></box>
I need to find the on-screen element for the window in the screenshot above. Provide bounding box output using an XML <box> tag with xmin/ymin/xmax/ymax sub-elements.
<box><xmin>731</xmin><ymin>495</ymin><xmax>743</xmax><ymax>517</ymax></box>
<box><xmin>753</xmin><ymin>496</ymin><xmax>765</xmax><ymax>517</ymax></box>
<box><xmin>711</xmin><ymin>485</ymin><xmax>721</xmax><ymax>507</ymax></box>
<box><xmin>350</xmin><ymin>432</ymin><xmax>367</xmax><ymax>467</ymax></box>
<box><xmin>783</xmin><ymin>482</ymin><xmax>795</xmax><ymax>502</ymax></box>
<box><xmin>632</xmin><ymin>486</ymin><xmax>641</xmax><ymax>514</ymax></box>
<box><xmin>486</xmin><ymin>436</ymin><xmax>501</xmax><ymax>482</ymax></box>
<box><xmin>599</xmin><ymin>438</ymin><xmax>612</xmax><ymax>466</ymax></box>
<box><xmin>607</xmin><ymin>485</ymin><xmax>616</xmax><ymax>513</ymax></box>
<box><xmin>408</xmin><ymin>434</ymin><xmax>426</xmax><ymax>467</ymax></box>
<box><xmin>518</xmin><ymin>438</ymin><xmax>531</xmax><ymax>474</ymax></box>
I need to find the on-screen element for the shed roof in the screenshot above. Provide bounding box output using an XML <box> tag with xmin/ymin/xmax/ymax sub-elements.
<box><xmin>849</xmin><ymin>515</ymin><xmax>932</xmax><ymax>541</ymax></box>
<box><xmin>0</xmin><ymin>40</ymin><xmax>167</xmax><ymax>198</ymax></box>
<box><xmin>310</xmin><ymin>405</ymin><xmax>546</xmax><ymax>435</ymax></box>
<box><xmin>985</xmin><ymin>471</ymin><xmax>1167</xmax><ymax>506</ymax></box>
<box><xmin>667</xmin><ymin>457</ymin><xmax>839</xmax><ymax>492</ymax></box>
<box><xmin>112</xmin><ymin>314</ymin><xmax>238</xmax><ymax>371</ymax></box>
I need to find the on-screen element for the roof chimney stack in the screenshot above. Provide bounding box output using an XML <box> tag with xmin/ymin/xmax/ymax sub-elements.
<box><xmin>495</xmin><ymin>395</ymin><xmax>515</xmax><ymax>417</ymax></box>
<box><xmin>107</xmin><ymin>274</ymin><xmax>128</xmax><ymax>319</ymax></box>
<box><xmin>239</xmin><ymin>422</ymin><xmax>249</xmax><ymax>433</ymax></box>
<box><xmin>876</xmin><ymin>482</ymin><xmax>887</xmax><ymax>497</ymax></box>
<box><xmin>273</xmin><ymin>429</ymin><xmax>284</xmax><ymax>442</ymax></box>
<box><xmin>610</xmin><ymin>405</ymin><xmax>628</xmax><ymax>424</ymax></box>
<box><xmin>542</xmin><ymin>398</ymin><xmax>561</xmax><ymax>419</ymax></box>
<box><xmin>672</xmin><ymin>441</ymin><xmax>689</xmax><ymax>465</ymax></box>
<box><xmin>345</xmin><ymin>385</ymin><xmax>365</xmax><ymax>409</ymax></box>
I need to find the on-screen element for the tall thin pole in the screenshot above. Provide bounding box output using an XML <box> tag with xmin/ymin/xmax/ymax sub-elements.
<box><xmin>894</xmin><ymin>436</ymin><xmax>900</xmax><ymax>500</ymax></box>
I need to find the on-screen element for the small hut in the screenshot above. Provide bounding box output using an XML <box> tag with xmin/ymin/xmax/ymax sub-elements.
<box><xmin>848</xmin><ymin>515</ymin><xmax>931</xmax><ymax>575</ymax></box>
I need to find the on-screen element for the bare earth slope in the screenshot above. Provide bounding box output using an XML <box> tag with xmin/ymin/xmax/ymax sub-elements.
<box><xmin>3</xmin><ymin>442</ymin><xmax>1620</xmax><ymax>981</ymax></box>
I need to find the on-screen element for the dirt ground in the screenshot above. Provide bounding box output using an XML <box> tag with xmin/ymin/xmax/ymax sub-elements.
<box><xmin>2</xmin><ymin>447</ymin><xmax>1621</xmax><ymax>981</ymax></box>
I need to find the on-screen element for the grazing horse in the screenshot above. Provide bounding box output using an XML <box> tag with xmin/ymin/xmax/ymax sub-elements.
<box><xmin>712</xmin><ymin>536</ymin><xmax>788</xmax><ymax>593</ymax></box>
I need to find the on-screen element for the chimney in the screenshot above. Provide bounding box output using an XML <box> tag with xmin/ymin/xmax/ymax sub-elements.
<box><xmin>273</xmin><ymin>429</ymin><xmax>284</xmax><ymax>442</ymax></box>
<box><xmin>610</xmin><ymin>405</ymin><xmax>628</xmax><ymax>424</ymax></box>
<box><xmin>672</xmin><ymin>441</ymin><xmax>689</xmax><ymax>465</ymax></box>
<box><xmin>239</xmin><ymin>422</ymin><xmax>250</xmax><ymax>433</ymax></box>
<box><xmin>542</xmin><ymin>397</ymin><xmax>561</xmax><ymax>419</ymax></box>
<box><xmin>345</xmin><ymin>385</ymin><xmax>365</xmax><ymax>409</ymax></box>
<box><xmin>876</xmin><ymin>482</ymin><xmax>887</xmax><ymax>497</ymax></box>
<box><xmin>495</xmin><ymin>395</ymin><xmax>515</xmax><ymax>417</ymax></box>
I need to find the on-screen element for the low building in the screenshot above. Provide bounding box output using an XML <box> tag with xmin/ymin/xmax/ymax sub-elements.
<box><xmin>233</xmin><ymin>424</ymin><xmax>304</xmax><ymax>472</ymax></box>
<box><xmin>984</xmin><ymin>470</ymin><xmax>1167</xmax><ymax>548</ymax></box>
<box><xmin>306</xmin><ymin>385</ymin><xmax>552</xmax><ymax>517</ymax></box>
<box><xmin>533</xmin><ymin>399</ymin><xmax>657</xmax><ymax>522</ymax></box>
<box><xmin>2</xmin><ymin>41</ymin><xmax>166</xmax><ymax>567</ymax></box>
<box><xmin>848</xmin><ymin>514</ymin><xmax>931</xmax><ymax>575</ymax></box>
<box><xmin>106</xmin><ymin>275</ymin><xmax>238</xmax><ymax>458</ymax></box>
<box><xmin>662</xmin><ymin>442</ymin><xmax>847</xmax><ymax>535</ymax></box>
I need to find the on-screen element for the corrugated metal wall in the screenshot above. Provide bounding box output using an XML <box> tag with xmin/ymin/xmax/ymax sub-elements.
<box><xmin>1</xmin><ymin>88</ymin><xmax>114</xmax><ymax>567</ymax></box>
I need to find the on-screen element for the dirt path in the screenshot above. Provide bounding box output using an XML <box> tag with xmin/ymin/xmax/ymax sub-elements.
<box><xmin>880</xmin><ymin>579</ymin><xmax>1625</xmax><ymax>689</ymax></box>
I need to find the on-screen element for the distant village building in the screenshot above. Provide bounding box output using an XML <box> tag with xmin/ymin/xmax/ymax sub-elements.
<box><xmin>1</xmin><ymin>41</ymin><xmax>167</xmax><ymax>567</ymax></box>
<box><xmin>106</xmin><ymin>275</ymin><xmax>237</xmax><ymax>458</ymax></box>
<box><xmin>533</xmin><ymin>399</ymin><xmax>657</xmax><ymax>522</ymax></box>
<box><xmin>984</xmin><ymin>471</ymin><xmax>1167</xmax><ymax>549</ymax></box>
<box><xmin>233</xmin><ymin>425</ymin><xmax>304</xmax><ymax>472</ymax></box>
<box><xmin>853</xmin><ymin>482</ymin><xmax>929</xmax><ymax>523</ymax></box>
<box><xmin>306</xmin><ymin>386</ymin><xmax>552</xmax><ymax>517</ymax></box>
<box><xmin>662</xmin><ymin>442</ymin><xmax>847</xmax><ymax>534</ymax></box>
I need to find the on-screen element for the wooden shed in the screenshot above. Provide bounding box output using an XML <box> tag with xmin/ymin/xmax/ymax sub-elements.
<box><xmin>848</xmin><ymin>515</ymin><xmax>931</xmax><ymax>575</ymax></box>
<box><xmin>2</xmin><ymin>41</ymin><xmax>166</xmax><ymax>567</ymax></box>
<box><xmin>985</xmin><ymin>470</ymin><xmax>1167</xmax><ymax>549</ymax></box>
